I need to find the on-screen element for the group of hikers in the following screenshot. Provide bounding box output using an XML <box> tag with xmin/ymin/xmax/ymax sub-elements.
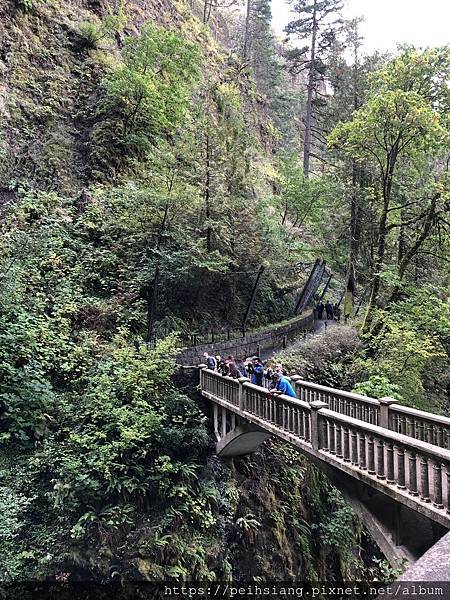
<box><xmin>203</xmin><ymin>353</ymin><xmax>297</xmax><ymax>398</ymax></box>
<box><xmin>315</xmin><ymin>300</ymin><xmax>341</xmax><ymax>322</ymax></box>
<box><xmin>201</xmin><ymin>299</ymin><xmax>344</xmax><ymax>397</ymax></box>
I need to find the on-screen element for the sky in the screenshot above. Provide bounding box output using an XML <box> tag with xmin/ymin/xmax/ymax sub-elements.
<box><xmin>272</xmin><ymin>0</ymin><xmax>450</xmax><ymax>54</ymax></box>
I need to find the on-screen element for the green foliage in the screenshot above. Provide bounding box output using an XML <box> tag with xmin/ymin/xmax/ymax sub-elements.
<box><xmin>353</xmin><ymin>376</ymin><xmax>403</xmax><ymax>401</ymax></box>
<box><xmin>78</xmin><ymin>22</ymin><xmax>105</xmax><ymax>50</ymax></box>
<box><xmin>275</xmin><ymin>152</ymin><xmax>346</xmax><ymax>262</ymax></box>
<box><xmin>355</xmin><ymin>286</ymin><xmax>449</xmax><ymax>412</ymax></box>
<box><xmin>329</xmin><ymin>47</ymin><xmax>450</xmax><ymax>168</ymax></box>
<box><xmin>101</xmin><ymin>24</ymin><xmax>201</xmax><ymax>160</ymax></box>
<box><xmin>329</xmin><ymin>88</ymin><xmax>447</xmax><ymax>167</ymax></box>
<box><xmin>78</xmin><ymin>5</ymin><xmax>129</xmax><ymax>50</ymax></box>
<box><xmin>316</xmin><ymin>488</ymin><xmax>363</xmax><ymax>579</ymax></box>
<box><xmin>0</xmin><ymin>331</ymin><xmax>212</xmax><ymax>579</ymax></box>
<box><xmin>2</xmin><ymin>0</ymin><xmax>448</xmax><ymax>583</ymax></box>
<box><xmin>278</xmin><ymin>326</ymin><xmax>362</xmax><ymax>389</ymax></box>
<box><xmin>368</xmin><ymin>557</ymin><xmax>405</xmax><ymax>584</ymax></box>
<box><xmin>329</xmin><ymin>47</ymin><xmax>450</xmax><ymax>324</ymax></box>
<box><xmin>235</xmin><ymin>513</ymin><xmax>261</xmax><ymax>544</ymax></box>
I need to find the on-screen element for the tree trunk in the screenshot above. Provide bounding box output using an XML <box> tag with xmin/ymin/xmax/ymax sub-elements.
<box><xmin>319</xmin><ymin>273</ymin><xmax>333</xmax><ymax>302</ymax></box>
<box><xmin>205</xmin><ymin>132</ymin><xmax>212</xmax><ymax>251</ymax></box>
<box><xmin>349</xmin><ymin>36</ymin><xmax>361</xmax><ymax>268</ymax></box>
<box><xmin>203</xmin><ymin>0</ymin><xmax>210</xmax><ymax>23</ymax></box>
<box><xmin>362</xmin><ymin>143</ymin><xmax>400</xmax><ymax>332</ymax></box>
<box><xmin>398</xmin><ymin>195</ymin><xmax>438</xmax><ymax>280</ymax></box>
<box><xmin>293</xmin><ymin>258</ymin><xmax>325</xmax><ymax>315</ymax></box>
<box><xmin>397</xmin><ymin>209</ymin><xmax>406</xmax><ymax>265</ymax></box>
<box><xmin>243</xmin><ymin>0</ymin><xmax>252</xmax><ymax>60</ymax></box>
<box><xmin>146</xmin><ymin>266</ymin><xmax>160</xmax><ymax>344</ymax></box>
<box><xmin>242</xmin><ymin>265</ymin><xmax>265</xmax><ymax>335</ymax></box>
<box><xmin>362</xmin><ymin>198</ymin><xmax>388</xmax><ymax>330</ymax></box>
<box><xmin>303</xmin><ymin>0</ymin><xmax>318</xmax><ymax>178</ymax></box>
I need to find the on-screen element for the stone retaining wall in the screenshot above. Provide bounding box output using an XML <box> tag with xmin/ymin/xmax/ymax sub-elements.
<box><xmin>178</xmin><ymin>310</ymin><xmax>314</xmax><ymax>366</ymax></box>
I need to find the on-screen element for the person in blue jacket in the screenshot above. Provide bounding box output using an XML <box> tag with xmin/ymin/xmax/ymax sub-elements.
<box><xmin>252</xmin><ymin>358</ymin><xmax>264</xmax><ymax>387</ymax></box>
<box><xmin>270</xmin><ymin>372</ymin><xmax>297</xmax><ymax>398</ymax></box>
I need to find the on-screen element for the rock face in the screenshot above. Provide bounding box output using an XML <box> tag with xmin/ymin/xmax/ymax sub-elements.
<box><xmin>0</xmin><ymin>0</ymin><xmax>229</xmax><ymax>193</ymax></box>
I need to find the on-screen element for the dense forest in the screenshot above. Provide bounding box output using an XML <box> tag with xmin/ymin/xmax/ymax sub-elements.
<box><xmin>0</xmin><ymin>0</ymin><xmax>449</xmax><ymax>586</ymax></box>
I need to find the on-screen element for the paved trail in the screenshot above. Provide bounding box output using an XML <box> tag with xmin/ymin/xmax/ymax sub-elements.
<box><xmin>260</xmin><ymin>318</ymin><xmax>338</xmax><ymax>361</ymax></box>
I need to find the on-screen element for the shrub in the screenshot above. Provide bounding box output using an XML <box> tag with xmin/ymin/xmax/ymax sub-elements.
<box><xmin>78</xmin><ymin>22</ymin><xmax>104</xmax><ymax>50</ymax></box>
<box><xmin>278</xmin><ymin>326</ymin><xmax>362</xmax><ymax>389</ymax></box>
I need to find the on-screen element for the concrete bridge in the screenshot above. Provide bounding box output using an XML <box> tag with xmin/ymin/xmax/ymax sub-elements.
<box><xmin>199</xmin><ymin>367</ymin><xmax>450</xmax><ymax>570</ymax></box>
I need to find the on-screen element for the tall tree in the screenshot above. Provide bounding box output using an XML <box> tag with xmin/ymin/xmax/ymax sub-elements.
<box><xmin>329</xmin><ymin>47</ymin><xmax>450</xmax><ymax>329</ymax></box>
<box><xmin>202</xmin><ymin>0</ymin><xmax>243</xmax><ymax>24</ymax></box>
<box><xmin>285</xmin><ymin>0</ymin><xmax>343</xmax><ymax>177</ymax></box>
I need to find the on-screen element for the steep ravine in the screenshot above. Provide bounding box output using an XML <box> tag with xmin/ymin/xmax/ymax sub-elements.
<box><xmin>0</xmin><ymin>0</ymin><xmax>391</xmax><ymax>585</ymax></box>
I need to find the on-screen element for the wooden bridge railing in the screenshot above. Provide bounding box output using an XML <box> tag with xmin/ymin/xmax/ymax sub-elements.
<box><xmin>200</xmin><ymin>368</ymin><xmax>450</xmax><ymax>525</ymax></box>
<box><xmin>291</xmin><ymin>377</ymin><xmax>450</xmax><ymax>449</ymax></box>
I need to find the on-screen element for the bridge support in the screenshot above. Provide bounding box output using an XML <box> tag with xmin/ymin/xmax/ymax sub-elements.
<box><xmin>217</xmin><ymin>424</ymin><xmax>272</xmax><ymax>457</ymax></box>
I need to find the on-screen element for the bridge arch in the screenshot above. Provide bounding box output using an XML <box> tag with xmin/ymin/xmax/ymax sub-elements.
<box><xmin>216</xmin><ymin>424</ymin><xmax>271</xmax><ymax>457</ymax></box>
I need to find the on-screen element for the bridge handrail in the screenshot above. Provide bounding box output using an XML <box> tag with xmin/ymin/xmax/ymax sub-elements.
<box><xmin>320</xmin><ymin>408</ymin><xmax>450</xmax><ymax>464</ymax></box>
<box><xmin>292</xmin><ymin>376</ymin><xmax>450</xmax><ymax>448</ymax></box>
<box><xmin>202</xmin><ymin>367</ymin><xmax>450</xmax><ymax>449</ymax></box>
<box><xmin>201</xmin><ymin>369</ymin><xmax>239</xmax><ymax>383</ymax></box>
<box><xmin>292</xmin><ymin>377</ymin><xmax>380</xmax><ymax>407</ymax></box>
<box><xmin>390</xmin><ymin>404</ymin><xmax>450</xmax><ymax>428</ymax></box>
<box><xmin>242</xmin><ymin>380</ymin><xmax>312</xmax><ymax>411</ymax></box>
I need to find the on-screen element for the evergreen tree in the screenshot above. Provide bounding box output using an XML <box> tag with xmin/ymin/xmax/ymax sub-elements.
<box><xmin>285</xmin><ymin>0</ymin><xmax>344</xmax><ymax>176</ymax></box>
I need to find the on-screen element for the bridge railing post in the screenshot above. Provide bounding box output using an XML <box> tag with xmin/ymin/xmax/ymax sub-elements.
<box><xmin>379</xmin><ymin>396</ymin><xmax>398</xmax><ymax>429</ymax></box>
<box><xmin>290</xmin><ymin>375</ymin><xmax>302</xmax><ymax>400</ymax></box>
<box><xmin>199</xmin><ymin>364</ymin><xmax>207</xmax><ymax>390</ymax></box>
<box><xmin>238</xmin><ymin>377</ymin><xmax>248</xmax><ymax>410</ymax></box>
<box><xmin>310</xmin><ymin>400</ymin><xmax>328</xmax><ymax>450</ymax></box>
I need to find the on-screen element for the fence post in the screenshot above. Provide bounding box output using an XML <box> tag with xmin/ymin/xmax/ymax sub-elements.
<box><xmin>379</xmin><ymin>397</ymin><xmax>398</xmax><ymax>429</ymax></box>
<box><xmin>290</xmin><ymin>375</ymin><xmax>302</xmax><ymax>399</ymax></box>
<box><xmin>238</xmin><ymin>378</ymin><xmax>248</xmax><ymax>410</ymax></box>
<box><xmin>198</xmin><ymin>364</ymin><xmax>207</xmax><ymax>390</ymax></box>
<box><xmin>310</xmin><ymin>401</ymin><xmax>328</xmax><ymax>450</ymax></box>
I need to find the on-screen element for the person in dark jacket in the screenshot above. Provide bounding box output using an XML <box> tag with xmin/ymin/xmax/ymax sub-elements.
<box><xmin>253</xmin><ymin>358</ymin><xmax>264</xmax><ymax>387</ymax></box>
<box><xmin>203</xmin><ymin>352</ymin><xmax>217</xmax><ymax>371</ymax></box>
<box><xmin>218</xmin><ymin>358</ymin><xmax>229</xmax><ymax>376</ymax></box>
<box><xmin>325</xmin><ymin>300</ymin><xmax>334</xmax><ymax>320</ymax></box>
<box><xmin>316</xmin><ymin>301</ymin><xmax>325</xmax><ymax>320</ymax></box>
<box><xmin>264</xmin><ymin>361</ymin><xmax>275</xmax><ymax>388</ymax></box>
<box><xmin>246</xmin><ymin>359</ymin><xmax>255</xmax><ymax>380</ymax></box>
<box><xmin>227</xmin><ymin>356</ymin><xmax>240</xmax><ymax>379</ymax></box>
<box><xmin>333</xmin><ymin>303</ymin><xmax>341</xmax><ymax>322</ymax></box>
<box><xmin>236</xmin><ymin>358</ymin><xmax>247</xmax><ymax>377</ymax></box>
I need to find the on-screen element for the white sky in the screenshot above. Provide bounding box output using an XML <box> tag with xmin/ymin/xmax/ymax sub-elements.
<box><xmin>272</xmin><ymin>0</ymin><xmax>450</xmax><ymax>54</ymax></box>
